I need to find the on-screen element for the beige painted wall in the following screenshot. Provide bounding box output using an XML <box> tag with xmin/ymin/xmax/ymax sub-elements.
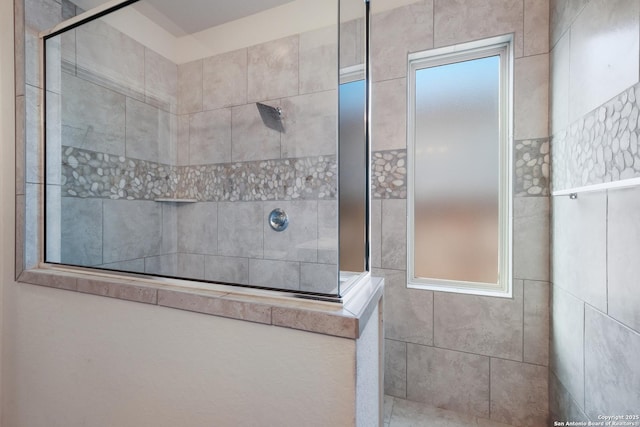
<box><xmin>3</xmin><ymin>2</ymin><xmax>368</xmax><ymax>424</ymax></box>
<box><xmin>3</xmin><ymin>284</ymin><xmax>360</xmax><ymax>427</ymax></box>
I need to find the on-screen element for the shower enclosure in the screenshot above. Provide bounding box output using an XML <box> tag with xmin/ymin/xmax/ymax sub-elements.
<box><xmin>43</xmin><ymin>0</ymin><xmax>370</xmax><ymax>298</ymax></box>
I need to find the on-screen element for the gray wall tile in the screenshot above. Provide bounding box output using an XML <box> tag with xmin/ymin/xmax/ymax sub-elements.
<box><xmin>204</xmin><ymin>255</ymin><xmax>249</xmax><ymax>285</ymax></box>
<box><xmin>514</xmin><ymin>54</ymin><xmax>549</xmax><ymax>140</ymax></box>
<box><xmin>103</xmin><ymin>200</ymin><xmax>162</xmax><ymax>264</ymax></box>
<box><xmin>264</xmin><ymin>201</ymin><xmax>317</xmax><ymax>262</ymax></box>
<box><xmin>25</xmin><ymin>85</ymin><xmax>42</xmax><ymax>184</ymax></box>
<box><xmin>372</xmin><ymin>78</ymin><xmax>406</xmax><ymax>152</ymax></box>
<box><xmin>144</xmin><ymin>48</ymin><xmax>177</xmax><ymax>114</ymax></box>
<box><xmin>371</xmin><ymin>199</ymin><xmax>382</xmax><ymax>269</ymax></box>
<box><xmin>144</xmin><ymin>253</ymin><xmax>177</xmax><ymax>276</ymax></box>
<box><xmin>524</xmin><ymin>0</ymin><xmax>549</xmax><ymax>57</ymax></box>
<box><xmin>371</xmin><ymin>1</ymin><xmax>433</xmax><ymax>82</ymax></box>
<box><xmin>231</xmin><ymin>102</ymin><xmax>281</xmax><ymax>162</ymax></box>
<box><xmin>24</xmin><ymin>185</ymin><xmax>40</xmax><ymax>269</ymax></box>
<box><xmin>550</xmin><ymin>285</ymin><xmax>585</xmax><ymax>408</ymax></box>
<box><xmin>45</xmin><ymin>91</ymin><xmax>61</xmax><ymax>185</ymax></box>
<box><xmin>300</xmin><ymin>262</ymin><xmax>337</xmax><ymax>294</ymax></box>
<box><xmin>189</xmin><ymin>108</ymin><xmax>231</xmax><ymax>165</ymax></box>
<box><xmin>178</xmin><ymin>60</ymin><xmax>203</xmax><ymax>115</ymax></box>
<box><xmin>99</xmin><ymin>258</ymin><xmax>145</xmax><ymax>274</ymax></box>
<box><xmin>177</xmin><ymin>202</ymin><xmax>218</xmax><ymax>255</ymax></box>
<box><xmin>585</xmin><ymin>306</ymin><xmax>640</xmax><ymax>419</ymax></box>
<box><xmin>550</xmin><ymin>0</ymin><xmax>588</xmax><ymax>47</ymax></box>
<box><xmin>62</xmin><ymin>72</ymin><xmax>125</xmax><ymax>156</ymax></box>
<box><xmin>549</xmin><ymin>371</ymin><xmax>590</xmax><ymax>424</ymax></box>
<box><xmin>434</xmin><ymin>0</ymin><xmax>524</xmax><ymax>57</ymax></box>
<box><xmin>568</xmin><ymin>0</ymin><xmax>639</xmax><ymax>123</ymax></box>
<box><xmin>25</xmin><ymin>0</ymin><xmax>62</xmax><ymax>32</ymax></box>
<box><xmin>176</xmin><ymin>114</ymin><xmax>190</xmax><ymax>166</ymax></box>
<box><xmin>45</xmin><ymin>185</ymin><xmax>61</xmax><ymax>263</ymax></box>
<box><xmin>524</xmin><ymin>280</ymin><xmax>550</xmax><ymax>366</ymax></box>
<box><xmin>381</xmin><ymin>199</ymin><xmax>406</xmax><ymax>270</ymax></box>
<box><xmin>552</xmin><ymin>192</ymin><xmax>606</xmax><ymax>311</ymax></box>
<box><xmin>61</xmin><ymin>197</ymin><xmax>102</xmax><ymax>266</ymax></box>
<box><xmin>76</xmin><ymin>19</ymin><xmax>145</xmax><ymax>100</ymax></box>
<box><xmin>317</xmin><ymin>200</ymin><xmax>338</xmax><ymax>264</ymax></box>
<box><xmin>375</xmin><ymin>268</ymin><xmax>433</xmax><ymax>345</ymax></box>
<box><xmin>248</xmin><ymin>35</ymin><xmax>299</xmax><ymax>102</ymax></box>
<box><xmin>513</xmin><ymin>196</ymin><xmax>549</xmax><ymax>281</ymax></box>
<box><xmin>608</xmin><ymin>187</ymin><xmax>640</xmax><ymax>332</ymax></box>
<box><xmin>384</xmin><ymin>339</ymin><xmax>406</xmax><ymax>398</ymax></box>
<box><xmin>26</xmin><ymin>29</ymin><xmax>41</xmax><ymax>89</ymax></box>
<box><xmin>161</xmin><ymin>203</ymin><xmax>177</xmax><ymax>254</ymax></box>
<box><xmin>203</xmin><ymin>49</ymin><xmax>247</xmax><ymax>110</ymax></box>
<box><xmin>217</xmin><ymin>202</ymin><xmax>263</xmax><ymax>258</ymax></box>
<box><xmin>339</xmin><ymin>19</ymin><xmax>363</xmax><ymax>70</ymax></box>
<box><xmin>550</xmin><ymin>32</ymin><xmax>570</xmax><ymax>135</ymax></box>
<box><xmin>249</xmin><ymin>258</ymin><xmax>299</xmax><ymax>290</ymax></box>
<box><xmin>177</xmin><ymin>253</ymin><xmax>205</xmax><ymax>280</ymax></box>
<box><xmin>407</xmin><ymin>344</ymin><xmax>490</xmax><ymax>418</ymax></box>
<box><xmin>299</xmin><ymin>26</ymin><xmax>337</xmax><ymax>94</ymax></box>
<box><xmin>434</xmin><ymin>281</ymin><xmax>524</xmax><ymax>361</ymax></box>
<box><xmin>125</xmin><ymin>97</ymin><xmax>173</xmax><ymax>163</ymax></box>
<box><xmin>281</xmin><ymin>90</ymin><xmax>337</xmax><ymax>158</ymax></box>
<box><xmin>490</xmin><ymin>359</ymin><xmax>548</xmax><ymax>427</ymax></box>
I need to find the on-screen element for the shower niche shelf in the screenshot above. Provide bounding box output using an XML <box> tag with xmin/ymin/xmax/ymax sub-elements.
<box><xmin>154</xmin><ymin>198</ymin><xmax>198</xmax><ymax>203</ymax></box>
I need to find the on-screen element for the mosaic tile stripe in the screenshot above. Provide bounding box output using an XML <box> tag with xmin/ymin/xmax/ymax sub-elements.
<box><xmin>61</xmin><ymin>146</ymin><xmax>337</xmax><ymax>201</ymax></box>
<box><xmin>514</xmin><ymin>139</ymin><xmax>550</xmax><ymax>197</ymax></box>
<box><xmin>175</xmin><ymin>157</ymin><xmax>337</xmax><ymax>202</ymax></box>
<box><xmin>61</xmin><ymin>146</ymin><xmax>179</xmax><ymax>200</ymax></box>
<box><xmin>552</xmin><ymin>85</ymin><xmax>640</xmax><ymax>191</ymax></box>
<box><xmin>372</xmin><ymin>150</ymin><xmax>407</xmax><ymax>199</ymax></box>
<box><xmin>62</xmin><ymin>144</ymin><xmax>546</xmax><ymax>202</ymax></box>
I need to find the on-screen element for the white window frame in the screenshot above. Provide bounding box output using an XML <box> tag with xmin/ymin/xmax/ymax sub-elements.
<box><xmin>406</xmin><ymin>34</ymin><xmax>513</xmax><ymax>298</ymax></box>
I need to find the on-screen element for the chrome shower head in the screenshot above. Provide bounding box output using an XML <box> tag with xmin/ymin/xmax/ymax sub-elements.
<box><xmin>256</xmin><ymin>102</ymin><xmax>284</xmax><ymax>133</ymax></box>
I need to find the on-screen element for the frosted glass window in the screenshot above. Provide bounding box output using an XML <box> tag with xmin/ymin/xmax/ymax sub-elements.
<box><xmin>407</xmin><ymin>36</ymin><xmax>512</xmax><ymax>296</ymax></box>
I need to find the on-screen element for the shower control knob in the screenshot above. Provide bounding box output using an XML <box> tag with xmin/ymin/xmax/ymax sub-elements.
<box><xmin>268</xmin><ymin>208</ymin><xmax>289</xmax><ymax>232</ymax></box>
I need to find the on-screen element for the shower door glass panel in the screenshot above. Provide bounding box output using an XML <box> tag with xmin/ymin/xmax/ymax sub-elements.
<box><xmin>413</xmin><ymin>56</ymin><xmax>500</xmax><ymax>285</ymax></box>
<box><xmin>43</xmin><ymin>0</ymin><xmax>368</xmax><ymax>297</ymax></box>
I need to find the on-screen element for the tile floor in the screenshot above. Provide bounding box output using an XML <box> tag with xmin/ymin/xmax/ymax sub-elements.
<box><xmin>384</xmin><ymin>395</ymin><xmax>517</xmax><ymax>427</ymax></box>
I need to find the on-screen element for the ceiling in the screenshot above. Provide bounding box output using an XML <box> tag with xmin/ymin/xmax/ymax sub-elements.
<box><xmin>138</xmin><ymin>0</ymin><xmax>295</xmax><ymax>35</ymax></box>
<box><xmin>73</xmin><ymin>0</ymin><xmax>295</xmax><ymax>36</ymax></box>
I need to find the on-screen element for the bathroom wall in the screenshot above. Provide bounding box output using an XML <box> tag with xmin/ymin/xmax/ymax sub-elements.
<box><xmin>51</xmin><ymin>1</ymin><xmax>345</xmax><ymax>293</ymax></box>
<box><xmin>549</xmin><ymin>0</ymin><xmax>640</xmax><ymax>421</ymax></box>
<box><xmin>47</xmin><ymin>3</ymin><xmax>181</xmax><ymax>274</ymax></box>
<box><xmin>374</xmin><ymin>1</ymin><xmax>550</xmax><ymax>426</ymax></box>
<box><xmin>4</xmin><ymin>1</ymin><xmax>374</xmax><ymax>425</ymax></box>
<box><xmin>171</xmin><ymin>27</ymin><xmax>340</xmax><ymax>291</ymax></box>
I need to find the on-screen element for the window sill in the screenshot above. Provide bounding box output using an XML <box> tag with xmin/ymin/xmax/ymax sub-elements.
<box><xmin>17</xmin><ymin>266</ymin><xmax>384</xmax><ymax>339</ymax></box>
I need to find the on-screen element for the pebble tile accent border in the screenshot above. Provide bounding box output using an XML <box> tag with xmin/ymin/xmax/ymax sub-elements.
<box><xmin>372</xmin><ymin>150</ymin><xmax>407</xmax><ymax>199</ymax></box>
<box><xmin>175</xmin><ymin>157</ymin><xmax>337</xmax><ymax>201</ymax></box>
<box><xmin>515</xmin><ymin>139</ymin><xmax>550</xmax><ymax>197</ymax></box>
<box><xmin>62</xmin><ymin>144</ymin><xmax>548</xmax><ymax>201</ymax></box>
<box><xmin>62</xmin><ymin>146</ymin><xmax>337</xmax><ymax>201</ymax></box>
<box><xmin>552</xmin><ymin>85</ymin><xmax>640</xmax><ymax>191</ymax></box>
<box><xmin>61</xmin><ymin>146</ymin><xmax>179</xmax><ymax>200</ymax></box>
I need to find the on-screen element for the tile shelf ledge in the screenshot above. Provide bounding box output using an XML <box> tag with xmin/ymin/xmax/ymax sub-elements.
<box><xmin>17</xmin><ymin>266</ymin><xmax>383</xmax><ymax>340</ymax></box>
<box><xmin>154</xmin><ymin>198</ymin><xmax>198</xmax><ymax>203</ymax></box>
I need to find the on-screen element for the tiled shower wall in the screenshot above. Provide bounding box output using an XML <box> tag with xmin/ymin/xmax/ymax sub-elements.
<box><xmin>169</xmin><ymin>28</ymin><xmax>341</xmax><ymax>291</ymax></box>
<box><xmin>50</xmin><ymin>3</ymin><xmax>347</xmax><ymax>292</ymax></box>
<box><xmin>51</xmin><ymin>11</ymin><xmax>182</xmax><ymax>275</ymax></box>
<box><xmin>374</xmin><ymin>2</ymin><xmax>550</xmax><ymax>426</ymax></box>
<box><xmin>549</xmin><ymin>0</ymin><xmax>640</xmax><ymax>421</ymax></box>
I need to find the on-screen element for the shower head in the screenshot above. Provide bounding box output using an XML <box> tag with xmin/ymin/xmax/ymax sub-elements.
<box><xmin>256</xmin><ymin>102</ymin><xmax>285</xmax><ymax>133</ymax></box>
